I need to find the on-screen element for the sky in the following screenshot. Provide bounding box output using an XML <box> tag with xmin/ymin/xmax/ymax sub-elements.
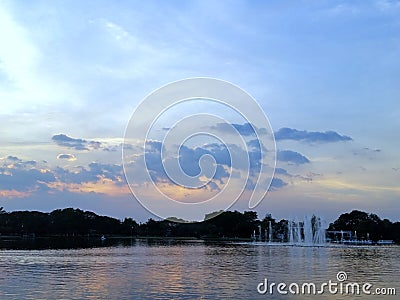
<box><xmin>0</xmin><ymin>0</ymin><xmax>399</xmax><ymax>223</ymax></box>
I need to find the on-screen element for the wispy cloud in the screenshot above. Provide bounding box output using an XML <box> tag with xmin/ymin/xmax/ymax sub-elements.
<box><xmin>275</xmin><ymin>128</ymin><xmax>352</xmax><ymax>143</ymax></box>
<box><xmin>211</xmin><ymin>123</ymin><xmax>268</xmax><ymax>136</ymax></box>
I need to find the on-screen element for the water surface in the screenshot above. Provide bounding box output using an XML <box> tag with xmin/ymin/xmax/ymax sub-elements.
<box><xmin>0</xmin><ymin>239</ymin><xmax>398</xmax><ymax>299</ymax></box>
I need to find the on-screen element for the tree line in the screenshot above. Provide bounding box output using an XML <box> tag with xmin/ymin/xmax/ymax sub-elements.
<box><xmin>327</xmin><ymin>210</ymin><xmax>400</xmax><ymax>242</ymax></box>
<box><xmin>0</xmin><ymin>207</ymin><xmax>399</xmax><ymax>243</ymax></box>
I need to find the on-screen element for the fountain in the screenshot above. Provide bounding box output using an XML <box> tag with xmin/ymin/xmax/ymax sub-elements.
<box><xmin>268</xmin><ymin>221</ymin><xmax>273</xmax><ymax>243</ymax></box>
<box><xmin>288</xmin><ymin>215</ymin><xmax>326</xmax><ymax>246</ymax></box>
<box><xmin>249</xmin><ymin>215</ymin><xmax>326</xmax><ymax>246</ymax></box>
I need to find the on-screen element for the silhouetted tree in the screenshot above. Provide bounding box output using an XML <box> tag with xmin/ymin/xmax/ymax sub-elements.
<box><xmin>328</xmin><ymin>210</ymin><xmax>392</xmax><ymax>241</ymax></box>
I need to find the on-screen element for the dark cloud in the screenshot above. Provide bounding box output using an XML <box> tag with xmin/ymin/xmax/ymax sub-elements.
<box><xmin>140</xmin><ymin>139</ymin><xmax>272</xmax><ymax>191</ymax></box>
<box><xmin>54</xmin><ymin>162</ymin><xmax>124</xmax><ymax>185</ymax></box>
<box><xmin>143</xmin><ymin>125</ymin><xmax>269</xmax><ymax>187</ymax></box>
<box><xmin>204</xmin><ymin>143</ymin><xmax>231</xmax><ymax>166</ymax></box>
<box><xmin>245</xmin><ymin>176</ymin><xmax>287</xmax><ymax>191</ymax></box>
<box><xmin>1</xmin><ymin>156</ymin><xmax>37</xmax><ymax>168</ymax></box>
<box><xmin>145</xmin><ymin>142</ymin><xmax>232</xmax><ymax>186</ymax></box>
<box><xmin>25</xmin><ymin>160</ymin><xmax>37</xmax><ymax>166</ymax></box>
<box><xmin>269</xmin><ymin>177</ymin><xmax>287</xmax><ymax>190</ymax></box>
<box><xmin>232</xmin><ymin>123</ymin><xmax>257</xmax><ymax>136</ymax></box>
<box><xmin>178</xmin><ymin>146</ymin><xmax>213</xmax><ymax>177</ymax></box>
<box><xmin>146</xmin><ymin>140</ymin><xmax>163</xmax><ymax>153</ymax></box>
<box><xmin>143</xmin><ymin>141</ymin><xmax>167</xmax><ymax>182</ymax></box>
<box><xmin>7</xmin><ymin>155</ymin><xmax>21</xmax><ymax>162</ymax></box>
<box><xmin>52</xmin><ymin>134</ymin><xmax>89</xmax><ymax>150</ymax></box>
<box><xmin>275</xmin><ymin>127</ymin><xmax>352</xmax><ymax>143</ymax></box>
<box><xmin>277</xmin><ymin>150</ymin><xmax>310</xmax><ymax>164</ymax></box>
<box><xmin>103</xmin><ymin>144</ymin><xmax>123</xmax><ymax>152</ymax></box>
<box><xmin>177</xmin><ymin>143</ymin><xmax>258</xmax><ymax>182</ymax></box>
<box><xmin>88</xmin><ymin>141</ymin><xmax>102</xmax><ymax>149</ymax></box>
<box><xmin>0</xmin><ymin>156</ymin><xmax>125</xmax><ymax>195</ymax></box>
<box><xmin>52</xmin><ymin>134</ymin><xmax>109</xmax><ymax>151</ymax></box>
<box><xmin>0</xmin><ymin>169</ymin><xmax>54</xmax><ymax>192</ymax></box>
<box><xmin>0</xmin><ymin>159</ymin><xmax>56</xmax><ymax>192</ymax></box>
<box><xmin>214</xmin><ymin>165</ymin><xmax>230</xmax><ymax>184</ymax></box>
<box><xmin>247</xmin><ymin>139</ymin><xmax>264</xmax><ymax>151</ymax></box>
<box><xmin>87</xmin><ymin>162</ymin><xmax>123</xmax><ymax>183</ymax></box>
<box><xmin>274</xmin><ymin>167</ymin><xmax>292</xmax><ymax>176</ymax></box>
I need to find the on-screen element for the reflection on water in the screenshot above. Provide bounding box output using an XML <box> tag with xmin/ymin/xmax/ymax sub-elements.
<box><xmin>0</xmin><ymin>239</ymin><xmax>398</xmax><ymax>299</ymax></box>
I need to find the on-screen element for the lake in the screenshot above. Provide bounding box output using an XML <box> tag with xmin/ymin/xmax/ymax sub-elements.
<box><xmin>0</xmin><ymin>239</ymin><xmax>398</xmax><ymax>299</ymax></box>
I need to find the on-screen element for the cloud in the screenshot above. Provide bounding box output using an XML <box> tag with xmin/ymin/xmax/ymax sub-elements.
<box><xmin>211</xmin><ymin>122</ymin><xmax>268</xmax><ymax>136</ymax></box>
<box><xmin>127</xmin><ymin>138</ymin><xmax>267</xmax><ymax>193</ymax></box>
<box><xmin>0</xmin><ymin>156</ymin><xmax>126</xmax><ymax>197</ymax></box>
<box><xmin>54</xmin><ymin>162</ymin><xmax>124</xmax><ymax>186</ymax></box>
<box><xmin>88</xmin><ymin>141</ymin><xmax>102</xmax><ymax>149</ymax></box>
<box><xmin>274</xmin><ymin>167</ymin><xmax>292</xmax><ymax>177</ymax></box>
<box><xmin>57</xmin><ymin>154</ymin><xmax>76</xmax><ymax>161</ymax></box>
<box><xmin>277</xmin><ymin>150</ymin><xmax>310</xmax><ymax>164</ymax></box>
<box><xmin>269</xmin><ymin>177</ymin><xmax>287</xmax><ymax>190</ymax></box>
<box><xmin>0</xmin><ymin>158</ymin><xmax>56</xmax><ymax>193</ymax></box>
<box><xmin>52</xmin><ymin>133</ymin><xmax>109</xmax><ymax>151</ymax></box>
<box><xmin>52</xmin><ymin>134</ymin><xmax>89</xmax><ymax>150</ymax></box>
<box><xmin>103</xmin><ymin>144</ymin><xmax>122</xmax><ymax>152</ymax></box>
<box><xmin>352</xmin><ymin>147</ymin><xmax>382</xmax><ymax>157</ymax></box>
<box><xmin>1</xmin><ymin>156</ymin><xmax>37</xmax><ymax>168</ymax></box>
<box><xmin>274</xmin><ymin>128</ymin><xmax>352</xmax><ymax>143</ymax></box>
<box><xmin>245</xmin><ymin>176</ymin><xmax>287</xmax><ymax>191</ymax></box>
<box><xmin>143</xmin><ymin>141</ymin><xmax>231</xmax><ymax>188</ymax></box>
<box><xmin>273</xmin><ymin>167</ymin><xmax>319</xmax><ymax>183</ymax></box>
<box><xmin>6</xmin><ymin>155</ymin><xmax>21</xmax><ymax>162</ymax></box>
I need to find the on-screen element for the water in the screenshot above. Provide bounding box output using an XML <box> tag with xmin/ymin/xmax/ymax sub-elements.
<box><xmin>0</xmin><ymin>239</ymin><xmax>399</xmax><ymax>299</ymax></box>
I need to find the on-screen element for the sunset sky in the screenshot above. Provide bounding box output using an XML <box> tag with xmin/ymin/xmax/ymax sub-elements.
<box><xmin>1</xmin><ymin>0</ymin><xmax>399</xmax><ymax>223</ymax></box>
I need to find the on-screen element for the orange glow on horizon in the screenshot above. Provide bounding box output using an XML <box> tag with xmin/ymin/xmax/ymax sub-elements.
<box><xmin>47</xmin><ymin>177</ymin><xmax>130</xmax><ymax>196</ymax></box>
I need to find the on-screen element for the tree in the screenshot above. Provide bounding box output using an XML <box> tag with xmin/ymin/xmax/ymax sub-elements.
<box><xmin>328</xmin><ymin>210</ymin><xmax>392</xmax><ymax>241</ymax></box>
<box><xmin>121</xmin><ymin>218</ymin><xmax>139</xmax><ymax>236</ymax></box>
<box><xmin>260</xmin><ymin>213</ymin><xmax>277</xmax><ymax>240</ymax></box>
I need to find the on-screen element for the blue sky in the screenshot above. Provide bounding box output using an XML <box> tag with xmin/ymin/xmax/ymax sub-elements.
<box><xmin>0</xmin><ymin>0</ymin><xmax>399</xmax><ymax>223</ymax></box>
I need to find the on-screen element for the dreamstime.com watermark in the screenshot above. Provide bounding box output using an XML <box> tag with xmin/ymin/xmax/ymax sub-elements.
<box><xmin>257</xmin><ymin>271</ymin><xmax>396</xmax><ymax>296</ymax></box>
